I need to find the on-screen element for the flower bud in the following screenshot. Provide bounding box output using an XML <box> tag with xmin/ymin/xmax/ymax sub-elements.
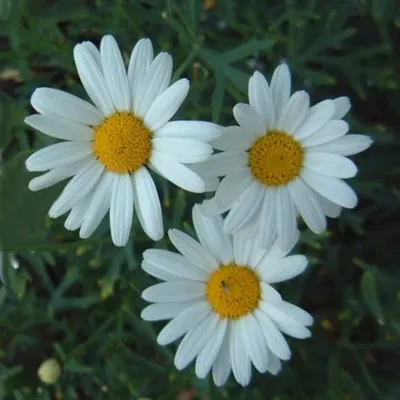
<box><xmin>38</xmin><ymin>358</ymin><xmax>62</xmax><ymax>384</ymax></box>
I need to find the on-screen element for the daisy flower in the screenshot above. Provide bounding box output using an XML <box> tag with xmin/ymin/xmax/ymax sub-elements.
<box><xmin>141</xmin><ymin>204</ymin><xmax>313</xmax><ymax>387</ymax></box>
<box><xmin>25</xmin><ymin>35</ymin><xmax>220</xmax><ymax>246</ymax></box>
<box><xmin>201</xmin><ymin>64</ymin><xmax>373</xmax><ymax>251</ymax></box>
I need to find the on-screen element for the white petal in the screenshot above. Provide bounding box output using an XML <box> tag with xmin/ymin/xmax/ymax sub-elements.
<box><xmin>141</xmin><ymin>300</ymin><xmax>198</xmax><ymax>321</ymax></box>
<box><xmin>301</xmin><ymin>169</ymin><xmax>358</xmax><ymax>209</ymax></box>
<box><xmin>232</xmin><ymin>230</ymin><xmax>254</xmax><ymax>266</ymax></box>
<box><xmin>174</xmin><ymin>312</ymin><xmax>219</xmax><ymax>370</ymax></box>
<box><xmin>100</xmin><ymin>35</ymin><xmax>130</xmax><ymax>111</ymax></box>
<box><xmin>195</xmin><ymin>319</ymin><xmax>228</xmax><ymax>379</ymax></box>
<box><xmin>191</xmin><ymin>151</ymin><xmax>248</xmax><ymax>178</ymax></box>
<box><xmin>31</xmin><ymin>88</ymin><xmax>103</xmax><ymax>125</ymax></box>
<box><xmin>150</xmin><ymin>151</ymin><xmax>205</xmax><ymax>193</ymax></box>
<box><xmin>261</xmin><ymin>303</ymin><xmax>312</xmax><ymax>339</ymax></box>
<box><xmin>247</xmin><ymin>238</ymin><xmax>268</xmax><ymax>269</ymax></box>
<box><xmin>143</xmin><ymin>249</ymin><xmax>208</xmax><ymax>281</ymax></box>
<box><xmin>255</xmin><ymin>237</ymin><xmax>298</xmax><ymax>270</ymax></box>
<box><xmin>135</xmin><ymin>52</ymin><xmax>173</xmax><ymax>118</ymax></box>
<box><xmin>154</xmin><ymin>120</ymin><xmax>221</xmax><ymax>141</ymax></box>
<box><xmin>304</xmin><ymin>152</ymin><xmax>357</xmax><ymax>179</ymax></box>
<box><xmin>230</xmin><ymin>321</ymin><xmax>252</xmax><ymax>386</ymax></box>
<box><xmin>79</xmin><ymin>171</ymin><xmax>114</xmax><ymax>239</ymax></box>
<box><xmin>316</xmin><ymin>192</ymin><xmax>341</xmax><ymax>218</ymax></box>
<box><xmin>64</xmin><ymin>197</ymin><xmax>91</xmax><ymax>231</ymax></box>
<box><xmin>233</xmin><ymin>103</ymin><xmax>265</xmax><ymax>137</ymax></box>
<box><xmin>212</xmin><ymin>323</ymin><xmax>232</xmax><ymax>386</ymax></box>
<box><xmin>254</xmin><ymin>308</ymin><xmax>291</xmax><ymax>360</ymax></box>
<box><xmin>192</xmin><ymin>204</ymin><xmax>233</xmax><ymax>264</ymax></box>
<box><xmin>258</xmin><ymin>255</ymin><xmax>307</xmax><ymax>283</ymax></box>
<box><xmin>260</xmin><ymin>282</ymin><xmax>282</xmax><ymax>305</ymax></box>
<box><xmin>287</xmin><ymin>178</ymin><xmax>327</xmax><ymax>234</ymax></box>
<box><xmin>241</xmin><ymin>314</ymin><xmax>269</xmax><ymax>372</ymax></box>
<box><xmin>128</xmin><ymin>38</ymin><xmax>153</xmax><ymax>110</ymax></box>
<box><xmin>28</xmin><ymin>159</ymin><xmax>88</xmax><ymax>191</ymax></box>
<box><xmin>248</xmin><ymin>71</ymin><xmax>275</xmax><ymax>129</ymax></box>
<box><xmin>142</xmin><ymin>260</ymin><xmax>178</xmax><ymax>281</ymax></box>
<box><xmin>332</xmin><ymin>96</ymin><xmax>351</xmax><ymax>119</ymax></box>
<box><xmin>309</xmin><ymin>134</ymin><xmax>373</xmax><ymax>156</ymax></box>
<box><xmin>258</xmin><ymin>188</ymin><xmax>277</xmax><ymax>249</ymax></box>
<box><xmin>275</xmin><ymin>187</ymin><xmax>297</xmax><ymax>252</ymax></box>
<box><xmin>293</xmin><ymin>100</ymin><xmax>336</xmax><ymax>140</ymax></box>
<box><xmin>25</xmin><ymin>115</ymin><xmax>93</xmax><ymax>142</ymax></box>
<box><xmin>142</xmin><ymin>281</ymin><xmax>205</xmax><ymax>303</ymax></box>
<box><xmin>203</xmin><ymin>169</ymin><xmax>252</xmax><ymax>215</ymax></box>
<box><xmin>25</xmin><ymin>142</ymin><xmax>92</xmax><ymax>172</ymax></box>
<box><xmin>144</xmin><ymin>79</ymin><xmax>189</xmax><ymax>131</ymax></box>
<box><xmin>49</xmin><ymin>159</ymin><xmax>104</xmax><ymax>218</ymax></box>
<box><xmin>223</xmin><ymin>181</ymin><xmax>264</xmax><ymax>234</ymax></box>
<box><xmin>212</xmin><ymin>126</ymin><xmax>254</xmax><ymax>151</ymax></box>
<box><xmin>80</xmin><ymin>41</ymin><xmax>101</xmax><ymax>67</ymax></box>
<box><xmin>267</xmin><ymin>351</ymin><xmax>282</xmax><ymax>375</ymax></box>
<box><xmin>109</xmin><ymin>173</ymin><xmax>134</xmax><ymax>246</ymax></box>
<box><xmin>301</xmin><ymin>120</ymin><xmax>349</xmax><ymax>147</ymax></box>
<box><xmin>270</xmin><ymin>63</ymin><xmax>291</xmax><ymax>121</ymax></box>
<box><xmin>132</xmin><ymin>167</ymin><xmax>163</xmax><ymax>240</ymax></box>
<box><xmin>277</xmin><ymin>91</ymin><xmax>310</xmax><ymax>134</ymax></box>
<box><xmin>73</xmin><ymin>43</ymin><xmax>115</xmax><ymax>116</ymax></box>
<box><xmin>275</xmin><ymin>301</ymin><xmax>314</xmax><ymax>327</ymax></box>
<box><xmin>168</xmin><ymin>229</ymin><xmax>218</xmax><ymax>273</ymax></box>
<box><xmin>156</xmin><ymin>301</ymin><xmax>210</xmax><ymax>345</ymax></box>
<box><xmin>152</xmin><ymin>137</ymin><xmax>212</xmax><ymax>164</ymax></box>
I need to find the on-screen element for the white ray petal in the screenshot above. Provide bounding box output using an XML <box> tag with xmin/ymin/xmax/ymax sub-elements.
<box><xmin>156</xmin><ymin>301</ymin><xmax>210</xmax><ymax>345</ymax></box>
<box><xmin>109</xmin><ymin>173</ymin><xmax>134</xmax><ymax>246</ymax></box>
<box><xmin>132</xmin><ymin>167</ymin><xmax>163</xmax><ymax>240</ymax></box>
<box><xmin>79</xmin><ymin>171</ymin><xmax>114</xmax><ymax>239</ymax></box>
<box><xmin>168</xmin><ymin>229</ymin><xmax>218</xmax><ymax>272</ymax></box>
<box><xmin>144</xmin><ymin>79</ymin><xmax>189</xmax><ymax>131</ymax></box>
<box><xmin>25</xmin><ymin>115</ymin><xmax>93</xmax><ymax>142</ymax></box>
<box><xmin>31</xmin><ymin>88</ymin><xmax>103</xmax><ymax>125</ymax></box>
<box><xmin>248</xmin><ymin>71</ymin><xmax>275</xmax><ymax>129</ymax></box>
<box><xmin>49</xmin><ymin>158</ymin><xmax>104</xmax><ymax>218</ymax></box>
<box><xmin>100</xmin><ymin>35</ymin><xmax>130</xmax><ymax>111</ymax></box>
<box><xmin>150</xmin><ymin>151</ymin><xmax>205</xmax><ymax>193</ymax></box>
<box><xmin>128</xmin><ymin>38</ymin><xmax>153</xmax><ymax>110</ymax></box>
<box><xmin>192</xmin><ymin>204</ymin><xmax>233</xmax><ymax>264</ymax></box>
<box><xmin>25</xmin><ymin>142</ymin><xmax>92</xmax><ymax>172</ymax></box>
<box><xmin>73</xmin><ymin>43</ymin><xmax>115</xmax><ymax>116</ymax></box>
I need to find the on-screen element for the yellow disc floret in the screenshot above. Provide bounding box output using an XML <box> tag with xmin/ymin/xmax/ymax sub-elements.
<box><xmin>93</xmin><ymin>112</ymin><xmax>152</xmax><ymax>173</ymax></box>
<box><xmin>206</xmin><ymin>264</ymin><xmax>261</xmax><ymax>319</ymax></box>
<box><xmin>249</xmin><ymin>130</ymin><xmax>304</xmax><ymax>186</ymax></box>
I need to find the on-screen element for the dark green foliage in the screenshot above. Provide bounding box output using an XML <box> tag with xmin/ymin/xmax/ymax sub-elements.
<box><xmin>0</xmin><ymin>0</ymin><xmax>399</xmax><ymax>398</ymax></box>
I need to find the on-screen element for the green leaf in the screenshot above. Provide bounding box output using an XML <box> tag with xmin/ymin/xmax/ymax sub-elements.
<box><xmin>361</xmin><ymin>271</ymin><xmax>385</xmax><ymax>325</ymax></box>
<box><xmin>0</xmin><ymin>152</ymin><xmax>62</xmax><ymax>250</ymax></box>
<box><xmin>222</xmin><ymin>37</ymin><xmax>275</xmax><ymax>63</ymax></box>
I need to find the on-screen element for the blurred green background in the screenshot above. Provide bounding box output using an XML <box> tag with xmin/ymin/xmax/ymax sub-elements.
<box><xmin>1</xmin><ymin>0</ymin><xmax>399</xmax><ymax>399</ymax></box>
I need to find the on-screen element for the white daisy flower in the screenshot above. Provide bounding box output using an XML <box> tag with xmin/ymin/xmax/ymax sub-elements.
<box><xmin>201</xmin><ymin>64</ymin><xmax>373</xmax><ymax>251</ymax></box>
<box><xmin>141</xmin><ymin>204</ymin><xmax>313</xmax><ymax>387</ymax></box>
<box><xmin>25</xmin><ymin>35</ymin><xmax>221</xmax><ymax>247</ymax></box>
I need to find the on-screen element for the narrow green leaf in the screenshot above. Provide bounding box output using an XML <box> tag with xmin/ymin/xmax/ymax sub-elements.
<box><xmin>222</xmin><ymin>37</ymin><xmax>275</xmax><ymax>63</ymax></box>
<box><xmin>361</xmin><ymin>271</ymin><xmax>385</xmax><ymax>325</ymax></box>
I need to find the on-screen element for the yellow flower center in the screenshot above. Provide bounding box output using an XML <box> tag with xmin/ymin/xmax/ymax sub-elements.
<box><xmin>93</xmin><ymin>112</ymin><xmax>152</xmax><ymax>174</ymax></box>
<box><xmin>206</xmin><ymin>264</ymin><xmax>261</xmax><ymax>319</ymax></box>
<box><xmin>249</xmin><ymin>130</ymin><xmax>304</xmax><ymax>186</ymax></box>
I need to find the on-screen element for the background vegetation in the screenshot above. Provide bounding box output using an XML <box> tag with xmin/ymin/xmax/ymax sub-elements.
<box><xmin>0</xmin><ymin>0</ymin><xmax>399</xmax><ymax>398</ymax></box>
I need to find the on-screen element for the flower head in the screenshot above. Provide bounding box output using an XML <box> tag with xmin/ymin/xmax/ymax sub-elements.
<box><xmin>201</xmin><ymin>64</ymin><xmax>372</xmax><ymax>250</ymax></box>
<box><xmin>141</xmin><ymin>205</ymin><xmax>313</xmax><ymax>387</ymax></box>
<box><xmin>25</xmin><ymin>35</ymin><xmax>220</xmax><ymax>246</ymax></box>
